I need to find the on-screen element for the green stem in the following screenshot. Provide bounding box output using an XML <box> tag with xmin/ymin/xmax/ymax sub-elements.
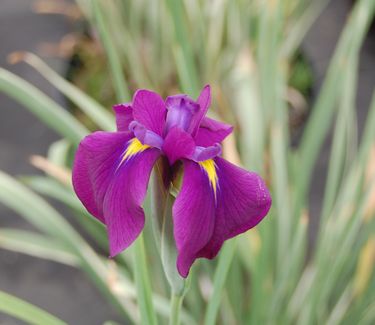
<box><xmin>150</xmin><ymin>161</ymin><xmax>190</xmax><ymax>324</ymax></box>
<box><xmin>169</xmin><ymin>292</ymin><xmax>183</xmax><ymax>325</ymax></box>
<box><xmin>133</xmin><ymin>234</ymin><xmax>158</xmax><ymax>325</ymax></box>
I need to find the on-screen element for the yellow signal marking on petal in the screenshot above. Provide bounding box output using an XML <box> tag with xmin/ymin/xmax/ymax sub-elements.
<box><xmin>199</xmin><ymin>159</ymin><xmax>218</xmax><ymax>197</ymax></box>
<box><xmin>119</xmin><ymin>138</ymin><xmax>150</xmax><ymax>166</ymax></box>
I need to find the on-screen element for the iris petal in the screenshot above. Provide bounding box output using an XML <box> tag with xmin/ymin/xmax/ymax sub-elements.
<box><xmin>72</xmin><ymin>131</ymin><xmax>133</xmax><ymax>223</ymax></box>
<box><xmin>72</xmin><ymin>131</ymin><xmax>160</xmax><ymax>256</ymax></box>
<box><xmin>129</xmin><ymin>121</ymin><xmax>164</xmax><ymax>149</ymax></box>
<box><xmin>132</xmin><ymin>89</ymin><xmax>167</xmax><ymax>136</ymax></box>
<box><xmin>113</xmin><ymin>103</ymin><xmax>133</xmax><ymax>131</ymax></box>
<box><xmin>190</xmin><ymin>84</ymin><xmax>211</xmax><ymax>136</ymax></box>
<box><xmin>198</xmin><ymin>159</ymin><xmax>218</xmax><ymax>198</ymax></box>
<box><xmin>172</xmin><ymin>156</ymin><xmax>271</xmax><ymax>277</ymax></box>
<box><xmin>195</xmin><ymin>117</ymin><xmax>233</xmax><ymax>147</ymax></box>
<box><xmin>173</xmin><ymin>160</ymin><xmax>216</xmax><ymax>277</ymax></box>
<box><xmin>104</xmin><ymin>148</ymin><xmax>160</xmax><ymax>256</ymax></box>
<box><xmin>165</xmin><ymin>95</ymin><xmax>200</xmax><ymax>133</ymax></box>
<box><xmin>197</xmin><ymin>157</ymin><xmax>271</xmax><ymax>259</ymax></box>
<box><xmin>162</xmin><ymin>127</ymin><xmax>195</xmax><ymax>165</ymax></box>
<box><xmin>192</xmin><ymin>144</ymin><xmax>221</xmax><ymax>162</ymax></box>
<box><xmin>119</xmin><ymin>137</ymin><xmax>151</xmax><ymax>166</ymax></box>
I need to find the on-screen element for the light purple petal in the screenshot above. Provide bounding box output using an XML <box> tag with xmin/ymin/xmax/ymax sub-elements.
<box><xmin>104</xmin><ymin>148</ymin><xmax>160</xmax><ymax>256</ymax></box>
<box><xmin>197</xmin><ymin>84</ymin><xmax>211</xmax><ymax>114</ymax></box>
<box><xmin>165</xmin><ymin>95</ymin><xmax>200</xmax><ymax>133</ymax></box>
<box><xmin>190</xmin><ymin>84</ymin><xmax>211</xmax><ymax>136</ymax></box>
<box><xmin>132</xmin><ymin>89</ymin><xmax>166</xmax><ymax>136</ymax></box>
<box><xmin>129</xmin><ymin>121</ymin><xmax>164</xmax><ymax>149</ymax></box>
<box><xmin>72</xmin><ymin>131</ymin><xmax>133</xmax><ymax>223</ymax></box>
<box><xmin>194</xmin><ymin>117</ymin><xmax>233</xmax><ymax>147</ymax></box>
<box><xmin>191</xmin><ymin>144</ymin><xmax>222</xmax><ymax>162</ymax></box>
<box><xmin>197</xmin><ymin>157</ymin><xmax>271</xmax><ymax>259</ymax></box>
<box><xmin>113</xmin><ymin>103</ymin><xmax>133</xmax><ymax>131</ymax></box>
<box><xmin>162</xmin><ymin>127</ymin><xmax>195</xmax><ymax>165</ymax></box>
<box><xmin>173</xmin><ymin>160</ymin><xmax>216</xmax><ymax>277</ymax></box>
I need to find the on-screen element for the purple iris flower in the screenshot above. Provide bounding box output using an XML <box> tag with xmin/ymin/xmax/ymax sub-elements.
<box><xmin>72</xmin><ymin>85</ymin><xmax>271</xmax><ymax>277</ymax></box>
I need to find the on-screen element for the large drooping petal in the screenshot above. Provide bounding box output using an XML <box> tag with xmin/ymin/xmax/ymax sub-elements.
<box><xmin>132</xmin><ymin>89</ymin><xmax>166</xmax><ymax>136</ymax></box>
<box><xmin>113</xmin><ymin>103</ymin><xmax>133</xmax><ymax>131</ymax></box>
<box><xmin>197</xmin><ymin>157</ymin><xmax>271</xmax><ymax>259</ymax></box>
<box><xmin>194</xmin><ymin>117</ymin><xmax>233</xmax><ymax>147</ymax></box>
<box><xmin>103</xmin><ymin>147</ymin><xmax>160</xmax><ymax>256</ymax></box>
<box><xmin>173</xmin><ymin>160</ymin><xmax>216</xmax><ymax>277</ymax></box>
<box><xmin>72</xmin><ymin>131</ymin><xmax>133</xmax><ymax>223</ymax></box>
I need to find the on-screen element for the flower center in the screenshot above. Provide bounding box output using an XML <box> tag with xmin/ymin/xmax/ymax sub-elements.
<box><xmin>164</xmin><ymin>95</ymin><xmax>200</xmax><ymax>134</ymax></box>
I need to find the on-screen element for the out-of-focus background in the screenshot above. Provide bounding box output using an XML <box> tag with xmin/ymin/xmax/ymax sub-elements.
<box><xmin>0</xmin><ymin>1</ymin><xmax>120</xmax><ymax>323</ymax></box>
<box><xmin>0</xmin><ymin>0</ymin><xmax>374</xmax><ymax>324</ymax></box>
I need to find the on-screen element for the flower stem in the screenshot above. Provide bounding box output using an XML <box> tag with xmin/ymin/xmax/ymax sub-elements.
<box><xmin>133</xmin><ymin>234</ymin><xmax>158</xmax><ymax>325</ymax></box>
<box><xmin>150</xmin><ymin>163</ymin><xmax>188</xmax><ymax>325</ymax></box>
<box><xmin>169</xmin><ymin>292</ymin><xmax>183</xmax><ymax>325</ymax></box>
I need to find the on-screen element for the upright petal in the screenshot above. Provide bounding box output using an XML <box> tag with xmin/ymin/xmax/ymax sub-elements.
<box><xmin>132</xmin><ymin>89</ymin><xmax>166</xmax><ymax>136</ymax></box>
<box><xmin>72</xmin><ymin>131</ymin><xmax>133</xmax><ymax>223</ymax></box>
<box><xmin>190</xmin><ymin>84</ymin><xmax>211</xmax><ymax>136</ymax></box>
<box><xmin>173</xmin><ymin>160</ymin><xmax>216</xmax><ymax>277</ymax></box>
<box><xmin>197</xmin><ymin>157</ymin><xmax>271</xmax><ymax>259</ymax></box>
<box><xmin>194</xmin><ymin>117</ymin><xmax>233</xmax><ymax>147</ymax></box>
<box><xmin>113</xmin><ymin>103</ymin><xmax>133</xmax><ymax>131</ymax></box>
<box><xmin>104</xmin><ymin>148</ymin><xmax>160</xmax><ymax>256</ymax></box>
<box><xmin>197</xmin><ymin>84</ymin><xmax>211</xmax><ymax>114</ymax></box>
